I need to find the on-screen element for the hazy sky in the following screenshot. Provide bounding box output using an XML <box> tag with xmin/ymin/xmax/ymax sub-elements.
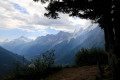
<box><xmin>0</xmin><ymin>0</ymin><xmax>92</xmax><ymax>41</ymax></box>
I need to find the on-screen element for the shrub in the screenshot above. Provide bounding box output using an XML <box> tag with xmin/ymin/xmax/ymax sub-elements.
<box><xmin>75</xmin><ymin>48</ymin><xmax>90</xmax><ymax>66</ymax></box>
<box><xmin>1</xmin><ymin>50</ymin><xmax>62</xmax><ymax>80</ymax></box>
<box><xmin>75</xmin><ymin>48</ymin><xmax>108</xmax><ymax>66</ymax></box>
<box><xmin>20</xmin><ymin>50</ymin><xmax>56</xmax><ymax>79</ymax></box>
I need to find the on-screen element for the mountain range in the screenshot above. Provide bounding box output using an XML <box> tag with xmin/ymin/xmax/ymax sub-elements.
<box><xmin>0</xmin><ymin>25</ymin><xmax>105</xmax><ymax>65</ymax></box>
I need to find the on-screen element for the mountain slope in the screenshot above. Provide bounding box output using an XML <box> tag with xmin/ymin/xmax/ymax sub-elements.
<box><xmin>53</xmin><ymin>26</ymin><xmax>105</xmax><ymax>65</ymax></box>
<box><xmin>0</xmin><ymin>46</ymin><xmax>27</xmax><ymax>77</ymax></box>
<box><xmin>18</xmin><ymin>31</ymin><xmax>72</xmax><ymax>58</ymax></box>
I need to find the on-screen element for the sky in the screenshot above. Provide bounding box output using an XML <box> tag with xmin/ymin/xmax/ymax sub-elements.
<box><xmin>0</xmin><ymin>0</ymin><xmax>94</xmax><ymax>42</ymax></box>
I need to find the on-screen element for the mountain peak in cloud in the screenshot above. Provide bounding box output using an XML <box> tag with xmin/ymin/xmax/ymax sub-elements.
<box><xmin>3</xmin><ymin>39</ymin><xmax>11</xmax><ymax>42</ymax></box>
<box><xmin>18</xmin><ymin>36</ymin><xmax>32</xmax><ymax>42</ymax></box>
<box><xmin>19</xmin><ymin>36</ymin><xmax>26</xmax><ymax>38</ymax></box>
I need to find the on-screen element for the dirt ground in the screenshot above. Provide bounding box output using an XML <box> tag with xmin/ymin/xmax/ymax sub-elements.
<box><xmin>45</xmin><ymin>66</ymin><xmax>100</xmax><ymax>80</ymax></box>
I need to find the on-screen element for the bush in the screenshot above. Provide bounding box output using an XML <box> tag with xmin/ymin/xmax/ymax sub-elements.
<box><xmin>75</xmin><ymin>48</ymin><xmax>108</xmax><ymax>66</ymax></box>
<box><xmin>1</xmin><ymin>50</ymin><xmax>62</xmax><ymax>80</ymax></box>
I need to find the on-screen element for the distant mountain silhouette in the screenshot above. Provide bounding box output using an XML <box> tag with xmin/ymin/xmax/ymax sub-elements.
<box><xmin>0</xmin><ymin>25</ymin><xmax>104</xmax><ymax>65</ymax></box>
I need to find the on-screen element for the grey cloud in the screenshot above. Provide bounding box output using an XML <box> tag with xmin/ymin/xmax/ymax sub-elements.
<box><xmin>0</xmin><ymin>0</ymin><xmax>91</xmax><ymax>32</ymax></box>
<box><xmin>26</xmin><ymin>14</ymin><xmax>74</xmax><ymax>28</ymax></box>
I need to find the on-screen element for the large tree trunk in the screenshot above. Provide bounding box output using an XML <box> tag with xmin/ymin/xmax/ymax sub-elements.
<box><xmin>103</xmin><ymin>0</ymin><xmax>120</xmax><ymax>79</ymax></box>
<box><xmin>104</xmin><ymin>23</ymin><xmax>120</xmax><ymax>80</ymax></box>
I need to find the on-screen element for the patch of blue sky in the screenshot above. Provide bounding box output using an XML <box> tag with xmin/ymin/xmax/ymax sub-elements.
<box><xmin>0</xmin><ymin>29</ymin><xmax>27</xmax><ymax>40</ymax></box>
<box><xmin>0</xmin><ymin>29</ymin><xmax>42</xmax><ymax>38</ymax></box>
<box><xmin>4</xmin><ymin>0</ymin><xmax>8</xmax><ymax>1</ymax></box>
<box><xmin>0</xmin><ymin>28</ymin><xmax>60</xmax><ymax>40</ymax></box>
<box><xmin>73</xmin><ymin>17</ymin><xmax>79</xmax><ymax>20</ymax></box>
<box><xmin>10</xmin><ymin>2</ymin><xmax>29</xmax><ymax>15</ymax></box>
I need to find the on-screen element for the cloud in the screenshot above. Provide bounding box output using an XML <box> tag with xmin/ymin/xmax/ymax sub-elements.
<box><xmin>28</xmin><ymin>37</ymin><xmax>36</xmax><ymax>40</ymax></box>
<box><xmin>0</xmin><ymin>0</ymin><xmax>93</xmax><ymax>32</ymax></box>
<box><xmin>0</xmin><ymin>40</ymin><xmax>4</xmax><ymax>42</ymax></box>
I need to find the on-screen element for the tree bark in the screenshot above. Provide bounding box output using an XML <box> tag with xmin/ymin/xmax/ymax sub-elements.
<box><xmin>104</xmin><ymin>22</ymin><xmax>120</xmax><ymax>80</ymax></box>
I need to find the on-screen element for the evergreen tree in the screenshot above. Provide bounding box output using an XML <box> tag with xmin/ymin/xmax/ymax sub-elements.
<box><xmin>33</xmin><ymin>0</ymin><xmax>120</xmax><ymax>80</ymax></box>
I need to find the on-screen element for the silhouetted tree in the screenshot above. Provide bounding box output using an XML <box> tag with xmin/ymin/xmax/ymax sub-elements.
<box><xmin>33</xmin><ymin>0</ymin><xmax>120</xmax><ymax>80</ymax></box>
<box><xmin>75</xmin><ymin>48</ymin><xmax>89</xmax><ymax>66</ymax></box>
<box><xmin>75</xmin><ymin>48</ymin><xmax>108</xmax><ymax>78</ymax></box>
<box><xmin>75</xmin><ymin>48</ymin><xmax>108</xmax><ymax>66</ymax></box>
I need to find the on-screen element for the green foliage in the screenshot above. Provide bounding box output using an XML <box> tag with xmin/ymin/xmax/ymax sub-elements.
<box><xmin>13</xmin><ymin>61</ymin><xmax>21</xmax><ymax>77</ymax></box>
<box><xmin>75</xmin><ymin>48</ymin><xmax>108</xmax><ymax>66</ymax></box>
<box><xmin>75</xmin><ymin>48</ymin><xmax>89</xmax><ymax>66</ymax></box>
<box><xmin>1</xmin><ymin>50</ymin><xmax>62</xmax><ymax>80</ymax></box>
<box><xmin>42</xmin><ymin>50</ymin><xmax>55</xmax><ymax>68</ymax></box>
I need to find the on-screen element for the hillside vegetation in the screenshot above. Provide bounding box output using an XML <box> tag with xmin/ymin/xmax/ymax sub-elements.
<box><xmin>0</xmin><ymin>48</ymin><xmax>112</xmax><ymax>80</ymax></box>
<box><xmin>0</xmin><ymin>47</ymin><xmax>27</xmax><ymax>78</ymax></box>
<box><xmin>1</xmin><ymin>50</ymin><xmax>62</xmax><ymax>80</ymax></box>
<box><xmin>75</xmin><ymin>48</ymin><xmax>108</xmax><ymax>66</ymax></box>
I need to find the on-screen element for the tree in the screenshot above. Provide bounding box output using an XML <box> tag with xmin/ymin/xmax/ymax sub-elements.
<box><xmin>75</xmin><ymin>48</ymin><xmax>108</xmax><ymax>78</ymax></box>
<box><xmin>75</xmin><ymin>48</ymin><xmax>108</xmax><ymax>66</ymax></box>
<box><xmin>75</xmin><ymin>48</ymin><xmax>89</xmax><ymax>66</ymax></box>
<box><xmin>33</xmin><ymin>0</ymin><xmax>120</xmax><ymax>80</ymax></box>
